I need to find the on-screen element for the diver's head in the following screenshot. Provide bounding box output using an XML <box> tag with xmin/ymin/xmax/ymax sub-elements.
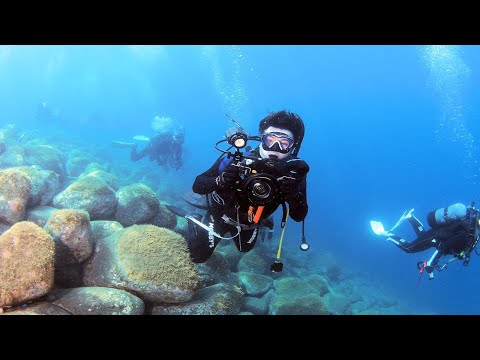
<box><xmin>258</xmin><ymin>110</ymin><xmax>305</xmax><ymax>160</ymax></box>
<box><xmin>259</xmin><ymin>127</ymin><xmax>294</xmax><ymax>160</ymax></box>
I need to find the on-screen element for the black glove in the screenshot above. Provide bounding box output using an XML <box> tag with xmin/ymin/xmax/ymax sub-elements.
<box><xmin>280</xmin><ymin>159</ymin><xmax>310</xmax><ymax>177</ymax></box>
<box><xmin>215</xmin><ymin>167</ymin><xmax>239</xmax><ymax>190</ymax></box>
<box><xmin>278</xmin><ymin>176</ymin><xmax>300</xmax><ymax>201</ymax></box>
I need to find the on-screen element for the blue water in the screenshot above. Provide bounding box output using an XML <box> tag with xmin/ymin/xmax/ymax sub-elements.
<box><xmin>2</xmin><ymin>45</ymin><xmax>480</xmax><ymax>314</ymax></box>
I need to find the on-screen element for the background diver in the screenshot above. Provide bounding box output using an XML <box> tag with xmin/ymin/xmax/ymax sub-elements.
<box><xmin>112</xmin><ymin>115</ymin><xmax>185</xmax><ymax>170</ymax></box>
<box><xmin>370</xmin><ymin>202</ymin><xmax>480</xmax><ymax>279</ymax></box>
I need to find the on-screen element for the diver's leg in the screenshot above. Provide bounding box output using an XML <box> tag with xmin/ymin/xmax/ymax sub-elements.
<box><xmin>185</xmin><ymin>213</ymin><xmax>223</xmax><ymax>263</ymax></box>
<box><xmin>407</xmin><ymin>213</ymin><xmax>426</xmax><ymax>236</ymax></box>
<box><xmin>232</xmin><ymin>227</ymin><xmax>259</xmax><ymax>253</ymax></box>
<box><xmin>387</xmin><ymin>230</ymin><xmax>437</xmax><ymax>254</ymax></box>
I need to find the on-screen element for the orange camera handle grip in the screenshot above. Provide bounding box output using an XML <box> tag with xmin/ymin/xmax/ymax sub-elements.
<box><xmin>253</xmin><ymin>205</ymin><xmax>265</xmax><ymax>223</ymax></box>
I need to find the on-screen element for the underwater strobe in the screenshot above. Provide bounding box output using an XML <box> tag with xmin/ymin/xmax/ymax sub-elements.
<box><xmin>225</xmin><ymin>127</ymin><xmax>248</xmax><ymax>150</ymax></box>
<box><xmin>299</xmin><ymin>219</ymin><xmax>310</xmax><ymax>251</ymax></box>
<box><xmin>300</xmin><ymin>237</ymin><xmax>310</xmax><ymax>251</ymax></box>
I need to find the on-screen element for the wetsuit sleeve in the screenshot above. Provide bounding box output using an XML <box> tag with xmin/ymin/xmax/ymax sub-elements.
<box><xmin>287</xmin><ymin>175</ymin><xmax>308</xmax><ymax>222</ymax></box>
<box><xmin>192</xmin><ymin>157</ymin><xmax>224</xmax><ymax>195</ymax></box>
<box><xmin>131</xmin><ymin>145</ymin><xmax>149</xmax><ymax>162</ymax></box>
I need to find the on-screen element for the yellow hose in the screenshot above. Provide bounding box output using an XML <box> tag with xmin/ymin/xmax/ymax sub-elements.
<box><xmin>276</xmin><ymin>207</ymin><xmax>289</xmax><ymax>260</ymax></box>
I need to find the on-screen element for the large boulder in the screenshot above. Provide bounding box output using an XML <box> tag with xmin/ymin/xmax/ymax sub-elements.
<box><xmin>0</xmin><ymin>169</ymin><xmax>31</xmax><ymax>224</ymax></box>
<box><xmin>44</xmin><ymin>209</ymin><xmax>93</xmax><ymax>288</ymax></box>
<box><xmin>24</xmin><ymin>144</ymin><xmax>66</xmax><ymax>180</ymax></box>
<box><xmin>84</xmin><ymin>225</ymin><xmax>199</xmax><ymax>304</ymax></box>
<box><xmin>50</xmin><ymin>287</ymin><xmax>145</xmax><ymax>315</ymax></box>
<box><xmin>0</xmin><ymin>222</ymin><xmax>55</xmax><ymax>307</ymax></box>
<box><xmin>44</xmin><ymin>209</ymin><xmax>93</xmax><ymax>267</ymax></box>
<box><xmin>237</xmin><ymin>250</ymin><xmax>271</xmax><ymax>275</ymax></box>
<box><xmin>13</xmin><ymin>165</ymin><xmax>60</xmax><ymax>207</ymax></box>
<box><xmin>79</xmin><ymin>170</ymin><xmax>119</xmax><ymax>191</ymax></box>
<box><xmin>243</xmin><ymin>289</ymin><xmax>274</xmax><ymax>315</ymax></box>
<box><xmin>53</xmin><ymin>176</ymin><xmax>117</xmax><ymax>220</ymax></box>
<box><xmin>237</xmin><ymin>272</ymin><xmax>273</xmax><ymax>297</ymax></box>
<box><xmin>151</xmin><ymin>282</ymin><xmax>244</xmax><ymax>315</ymax></box>
<box><xmin>115</xmin><ymin>183</ymin><xmax>160</xmax><ymax>227</ymax></box>
<box><xmin>269</xmin><ymin>277</ymin><xmax>330</xmax><ymax>315</ymax></box>
<box><xmin>305</xmin><ymin>274</ymin><xmax>330</xmax><ymax>297</ymax></box>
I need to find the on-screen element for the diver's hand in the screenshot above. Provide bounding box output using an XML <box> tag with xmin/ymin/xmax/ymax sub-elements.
<box><xmin>277</xmin><ymin>159</ymin><xmax>310</xmax><ymax>177</ymax></box>
<box><xmin>278</xmin><ymin>176</ymin><xmax>300</xmax><ymax>201</ymax></box>
<box><xmin>215</xmin><ymin>167</ymin><xmax>239</xmax><ymax>190</ymax></box>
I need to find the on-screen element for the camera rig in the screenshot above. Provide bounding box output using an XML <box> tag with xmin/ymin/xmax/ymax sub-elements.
<box><xmin>216</xmin><ymin>125</ymin><xmax>286</xmax><ymax>213</ymax></box>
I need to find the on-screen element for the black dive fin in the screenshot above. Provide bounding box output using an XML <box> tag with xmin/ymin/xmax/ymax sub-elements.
<box><xmin>184</xmin><ymin>199</ymin><xmax>209</xmax><ymax>210</ymax></box>
<box><xmin>164</xmin><ymin>204</ymin><xmax>188</xmax><ymax>217</ymax></box>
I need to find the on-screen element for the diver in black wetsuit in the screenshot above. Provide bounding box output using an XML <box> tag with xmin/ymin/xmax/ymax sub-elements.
<box><xmin>371</xmin><ymin>203</ymin><xmax>480</xmax><ymax>279</ymax></box>
<box><xmin>130</xmin><ymin>128</ymin><xmax>185</xmax><ymax>170</ymax></box>
<box><xmin>185</xmin><ymin>110</ymin><xmax>309</xmax><ymax>263</ymax></box>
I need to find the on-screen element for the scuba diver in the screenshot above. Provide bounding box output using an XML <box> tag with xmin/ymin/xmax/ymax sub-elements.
<box><xmin>130</xmin><ymin>127</ymin><xmax>184</xmax><ymax>170</ymax></box>
<box><xmin>370</xmin><ymin>202</ymin><xmax>480</xmax><ymax>280</ymax></box>
<box><xmin>112</xmin><ymin>116</ymin><xmax>185</xmax><ymax>170</ymax></box>
<box><xmin>182</xmin><ymin>110</ymin><xmax>310</xmax><ymax>271</ymax></box>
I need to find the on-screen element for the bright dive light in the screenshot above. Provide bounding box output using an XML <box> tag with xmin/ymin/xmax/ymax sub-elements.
<box><xmin>234</xmin><ymin>138</ymin><xmax>246</xmax><ymax>148</ymax></box>
<box><xmin>225</xmin><ymin>127</ymin><xmax>248</xmax><ymax>149</ymax></box>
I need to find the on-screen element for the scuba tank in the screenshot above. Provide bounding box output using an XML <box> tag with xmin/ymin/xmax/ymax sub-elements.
<box><xmin>427</xmin><ymin>203</ymin><xmax>467</xmax><ymax>228</ymax></box>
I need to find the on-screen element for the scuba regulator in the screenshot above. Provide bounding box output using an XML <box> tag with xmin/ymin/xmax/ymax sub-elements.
<box><xmin>217</xmin><ymin>114</ymin><xmax>311</xmax><ymax>272</ymax></box>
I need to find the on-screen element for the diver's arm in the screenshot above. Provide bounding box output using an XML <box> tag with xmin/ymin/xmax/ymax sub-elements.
<box><xmin>287</xmin><ymin>176</ymin><xmax>308</xmax><ymax>222</ymax></box>
<box><xmin>131</xmin><ymin>145</ymin><xmax>149</xmax><ymax>162</ymax></box>
<box><xmin>192</xmin><ymin>157</ymin><xmax>223</xmax><ymax>195</ymax></box>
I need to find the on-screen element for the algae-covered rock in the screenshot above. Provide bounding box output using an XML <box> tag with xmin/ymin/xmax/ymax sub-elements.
<box><xmin>270</xmin><ymin>277</ymin><xmax>330</xmax><ymax>315</ymax></box>
<box><xmin>13</xmin><ymin>165</ymin><xmax>60</xmax><ymax>207</ymax></box>
<box><xmin>51</xmin><ymin>287</ymin><xmax>144</xmax><ymax>315</ymax></box>
<box><xmin>0</xmin><ymin>222</ymin><xmax>55</xmax><ymax>307</ymax></box>
<box><xmin>115</xmin><ymin>183</ymin><xmax>160</xmax><ymax>226</ymax></box>
<box><xmin>151</xmin><ymin>282</ymin><xmax>243</xmax><ymax>315</ymax></box>
<box><xmin>84</xmin><ymin>224</ymin><xmax>199</xmax><ymax>303</ymax></box>
<box><xmin>44</xmin><ymin>209</ymin><xmax>93</xmax><ymax>267</ymax></box>
<box><xmin>0</xmin><ymin>169</ymin><xmax>31</xmax><ymax>224</ymax></box>
<box><xmin>52</xmin><ymin>176</ymin><xmax>117</xmax><ymax>220</ymax></box>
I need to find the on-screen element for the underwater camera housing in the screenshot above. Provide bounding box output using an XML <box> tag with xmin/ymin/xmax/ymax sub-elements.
<box><xmin>232</xmin><ymin>149</ymin><xmax>284</xmax><ymax>207</ymax></box>
<box><xmin>241</xmin><ymin>172</ymin><xmax>279</xmax><ymax>206</ymax></box>
<box><xmin>217</xmin><ymin>122</ymin><xmax>282</xmax><ymax>208</ymax></box>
